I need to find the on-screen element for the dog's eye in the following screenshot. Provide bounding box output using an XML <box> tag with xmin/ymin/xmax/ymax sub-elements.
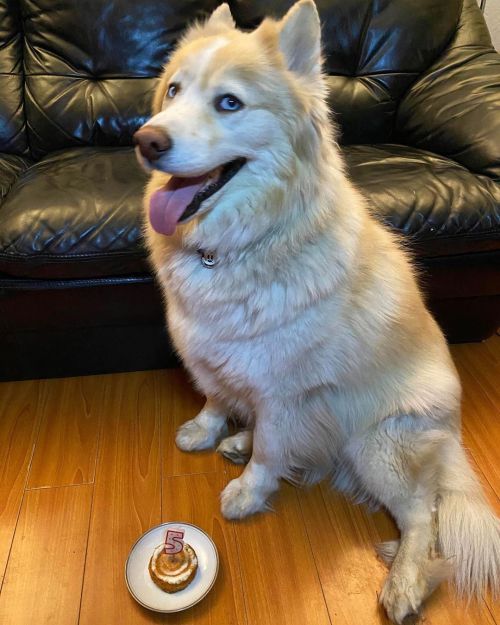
<box><xmin>215</xmin><ymin>94</ymin><xmax>244</xmax><ymax>113</ymax></box>
<box><xmin>167</xmin><ymin>83</ymin><xmax>179</xmax><ymax>99</ymax></box>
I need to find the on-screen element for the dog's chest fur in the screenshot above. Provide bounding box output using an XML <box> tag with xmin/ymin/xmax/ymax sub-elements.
<box><xmin>158</xmin><ymin>242</ymin><xmax>345</xmax><ymax>402</ymax></box>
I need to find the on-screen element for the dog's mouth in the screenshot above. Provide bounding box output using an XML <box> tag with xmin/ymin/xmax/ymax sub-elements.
<box><xmin>149</xmin><ymin>158</ymin><xmax>246</xmax><ymax>236</ymax></box>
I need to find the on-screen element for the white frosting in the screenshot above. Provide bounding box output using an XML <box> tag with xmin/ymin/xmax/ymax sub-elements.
<box><xmin>150</xmin><ymin>543</ymin><xmax>198</xmax><ymax>585</ymax></box>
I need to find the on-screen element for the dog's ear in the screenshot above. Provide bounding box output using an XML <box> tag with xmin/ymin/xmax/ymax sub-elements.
<box><xmin>182</xmin><ymin>3</ymin><xmax>235</xmax><ymax>45</ymax></box>
<box><xmin>206</xmin><ymin>3</ymin><xmax>235</xmax><ymax>30</ymax></box>
<box><xmin>279</xmin><ymin>0</ymin><xmax>321</xmax><ymax>76</ymax></box>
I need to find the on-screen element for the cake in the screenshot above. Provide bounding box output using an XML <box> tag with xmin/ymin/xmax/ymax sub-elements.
<box><xmin>149</xmin><ymin>542</ymin><xmax>198</xmax><ymax>593</ymax></box>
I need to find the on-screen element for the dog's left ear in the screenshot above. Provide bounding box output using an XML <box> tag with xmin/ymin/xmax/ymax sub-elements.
<box><xmin>279</xmin><ymin>0</ymin><xmax>321</xmax><ymax>76</ymax></box>
<box><xmin>206</xmin><ymin>3</ymin><xmax>235</xmax><ymax>29</ymax></box>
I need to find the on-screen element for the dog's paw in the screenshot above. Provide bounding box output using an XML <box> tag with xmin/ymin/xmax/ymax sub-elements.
<box><xmin>175</xmin><ymin>418</ymin><xmax>227</xmax><ymax>452</ymax></box>
<box><xmin>217</xmin><ymin>431</ymin><xmax>252</xmax><ymax>464</ymax></box>
<box><xmin>380</xmin><ymin>556</ymin><xmax>450</xmax><ymax>623</ymax></box>
<box><xmin>380</xmin><ymin>566</ymin><xmax>426</xmax><ymax>624</ymax></box>
<box><xmin>220</xmin><ymin>477</ymin><xmax>269</xmax><ymax>520</ymax></box>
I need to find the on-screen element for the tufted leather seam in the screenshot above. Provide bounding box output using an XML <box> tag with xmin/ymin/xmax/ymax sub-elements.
<box><xmin>25</xmin><ymin>39</ymin><xmax>90</xmax><ymax>77</ymax></box>
<box><xmin>23</xmin><ymin>39</ymin><xmax>96</xmax><ymax>156</ymax></box>
<box><xmin>0</xmin><ymin>3</ymin><xmax>29</xmax><ymax>157</ymax></box>
<box><xmin>0</xmin><ymin>251</ymin><xmax>147</xmax><ymax>262</ymax></box>
<box><xmin>24</xmin><ymin>40</ymin><xmax>162</xmax><ymax>79</ymax></box>
<box><xmin>409</xmin><ymin>48</ymin><xmax>495</xmax><ymax>85</ymax></box>
<box><xmin>16</xmin><ymin>4</ymin><xmax>32</xmax><ymax>159</ymax></box>
<box><xmin>394</xmin><ymin>0</ymin><xmax>464</xmax><ymax>124</ymax></box>
<box><xmin>0</xmin><ymin>30</ymin><xmax>20</xmax><ymax>55</ymax></box>
<box><xmin>393</xmin><ymin>0</ymin><xmax>465</xmax><ymax>129</ymax></box>
<box><xmin>25</xmin><ymin>78</ymin><xmax>88</xmax><ymax>146</ymax></box>
<box><xmin>413</xmin><ymin>230</ymin><xmax>500</xmax><ymax>242</ymax></box>
<box><xmin>24</xmin><ymin>73</ymin><xmax>158</xmax><ymax>79</ymax></box>
<box><xmin>0</xmin><ymin>217</ymin><xmax>144</xmax><ymax>255</ymax></box>
<box><xmin>353</xmin><ymin>2</ymin><xmax>374</xmax><ymax>76</ymax></box>
<box><xmin>0</xmin><ymin>157</ymin><xmax>32</xmax><ymax>202</ymax></box>
<box><xmin>357</xmin><ymin>75</ymin><xmax>394</xmax><ymax>102</ymax></box>
<box><xmin>0</xmin><ymin>275</ymin><xmax>154</xmax><ymax>290</ymax></box>
<box><xmin>0</xmin><ymin>124</ymin><xmax>27</xmax><ymax>153</ymax></box>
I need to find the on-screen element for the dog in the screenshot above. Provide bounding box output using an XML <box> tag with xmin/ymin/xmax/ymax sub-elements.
<box><xmin>134</xmin><ymin>2</ymin><xmax>500</xmax><ymax>621</ymax></box>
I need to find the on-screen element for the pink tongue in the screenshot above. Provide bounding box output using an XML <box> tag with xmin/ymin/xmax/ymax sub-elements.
<box><xmin>149</xmin><ymin>175</ymin><xmax>208</xmax><ymax>235</ymax></box>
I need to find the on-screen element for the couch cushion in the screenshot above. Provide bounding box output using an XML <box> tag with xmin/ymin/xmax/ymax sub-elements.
<box><xmin>0</xmin><ymin>147</ymin><xmax>149</xmax><ymax>279</ymax></box>
<box><xmin>1</xmin><ymin>144</ymin><xmax>499</xmax><ymax>281</ymax></box>
<box><xmin>0</xmin><ymin>154</ymin><xmax>32</xmax><ymax>202</ymax></box>
<box><xmin>344</xmin><ymin>144</ymin><xmax>500</xmax><ymax>256</ymax></box>
<box><xmin>21</xmin><ymin>0</ymin><xmax>221</xmax><ymax>158</ymax></box>
<box><xmin>396</xmin><ymin>0</ymin><xmax>500</xmax><ymax>180</ymax></box>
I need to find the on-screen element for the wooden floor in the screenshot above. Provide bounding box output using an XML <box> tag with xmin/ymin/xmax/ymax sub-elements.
<box><xmin>0</xmin><ymin>336</ymin><xmax>499</xmax><ymax>625</ymax></box>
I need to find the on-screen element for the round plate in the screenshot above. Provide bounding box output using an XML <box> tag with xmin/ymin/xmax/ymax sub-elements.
<box><xmin>125</xmin><ymin>522</ymin><xmax>219</xmax><ymax>613</ymax></box>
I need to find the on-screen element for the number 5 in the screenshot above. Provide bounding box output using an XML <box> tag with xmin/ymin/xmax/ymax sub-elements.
<box><xmin>165</xmin><ymin>529</ymin><xmax>185</xmax><ymax>554</ymax></box>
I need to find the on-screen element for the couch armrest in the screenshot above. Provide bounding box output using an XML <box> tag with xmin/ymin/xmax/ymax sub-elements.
<box><xmin>396</xmin><ymin>0</ymin><xmax>500</xmax><ymax>179</ymax></box>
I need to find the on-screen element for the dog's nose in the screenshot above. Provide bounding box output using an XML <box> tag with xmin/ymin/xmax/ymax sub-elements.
<box><xmin>133</xmin><ymin>126</ymin><xmax>172</xmax><ymax>161</ymax></box>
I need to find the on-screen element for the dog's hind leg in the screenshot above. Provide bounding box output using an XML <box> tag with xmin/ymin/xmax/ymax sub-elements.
<box><xmin>344</xmin><ymin>416</ymin><xmax>452</xmax><ymax>624</ymax></box>
<box><xmin>175</xmin><ymin>396</ymin><xmax>229</xmax><ymax>451</ymax></box>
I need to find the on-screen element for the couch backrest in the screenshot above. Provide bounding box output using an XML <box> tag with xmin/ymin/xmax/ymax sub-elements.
<box><xmin>0</xmin><ymin>0</ymin><xmax>469</xmax><ymax>158</ymax></box>
<box><xmin>20</xmin><ymin>0</ymin><xmax>221</xmax><ymax>159</ymax></box>
<box><xmin>0</xmin><ymin>0</ymin><xmax>28</xmax><ymax>155</ymax></box>
<box><xmin>231</xmin><ymin>0</ymin><xmax>462</xmax><ymax>144</ymax></box>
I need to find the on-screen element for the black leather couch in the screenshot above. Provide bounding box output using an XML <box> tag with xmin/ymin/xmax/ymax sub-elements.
<box><xmin>1</xmin><ymin>0</ymin><xmax>499</xmax><ymax>381</ymax></box>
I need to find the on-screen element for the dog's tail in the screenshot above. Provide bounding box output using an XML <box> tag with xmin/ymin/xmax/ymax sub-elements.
<box><xmin>437</xmin><ymin>436</ymin><xmax>500</xmax><ymax>598</ymax></box>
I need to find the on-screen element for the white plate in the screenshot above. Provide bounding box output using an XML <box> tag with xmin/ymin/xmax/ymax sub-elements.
<box><xmin>125</xmin><ymin>522</ymin><xmax>219</xmax><ymax>613</ymax></box>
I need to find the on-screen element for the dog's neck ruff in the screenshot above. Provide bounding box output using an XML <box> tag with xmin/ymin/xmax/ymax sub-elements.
<box><xmin>197</xmin><ymin>248</ymin><xmax>218</xmax><ymax>268</ymax></box>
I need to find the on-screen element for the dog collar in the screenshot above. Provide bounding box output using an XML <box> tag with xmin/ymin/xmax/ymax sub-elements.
<box><xmin>197</xmin><ymin>248</ymin><xmax>218</xmax><ymax>268</ymax></box>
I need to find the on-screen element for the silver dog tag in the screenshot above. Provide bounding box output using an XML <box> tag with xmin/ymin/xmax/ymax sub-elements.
<box><xmin>198</xmin><ymin>249</ymin><xmax>218</xmax><ymax>268</ymax></box>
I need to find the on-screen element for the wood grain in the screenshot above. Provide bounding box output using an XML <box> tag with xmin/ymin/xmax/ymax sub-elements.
<box><xmin>161</xmin><ymin>473</ymin><xmax>247</xmax><ymax>625</ymax></box>
<box><xmin>299</xmin><ymin>484</ymin><xmax>396</xmax><ymax>625</ymax></box>
<box><xmin>451</xmin><ymin>341</ymin><xmax>500</xmax><ymax>496</ymax></box>
<box><xmin>159</xmin><ymin>370</ymin><xmax>226</xmax><ymax>477</ymax></box>
<box><xmin>452</xmin><ymin>335</ymin><xmax>500</xmax><ymax>406</ymax></box>
<box><xmin>0</xmin><ymin>380</ymin><xmax>41</xmax><ymax>586</ymax></box>
<box><xmin>28</xmin><ymin>376</ymin><xmax>104</xmax><ymax>489</ymax></box>
<box><xmin>0</xmin><ymin>485</ymin><xmax>92</xmax><ymax>625</ymax></box>
<box><xmin>79</xmin><ymin>372</ymin><xmax>164</xmax><ymax>625</ymax></box>
<box><xmin>233</xmin><ymin>481</ymin><xmax>331</xmax><ymax>625</ymax></box>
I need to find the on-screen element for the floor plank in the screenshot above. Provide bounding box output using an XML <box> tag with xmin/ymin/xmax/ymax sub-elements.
<box><xmin>161</xmin><ymin>473</ymin><xmax>246</xmax><ymax>625</ymax></box>
<box><xmin>27</xmin><ymin>376</ymin><xmax>104</xmax><ymax>489</ymax></box>
<box><xmin>159</xmin><ymin>370</ymin><xmax>226</xmax><ymax>477</ymax></box>
<box><xmin>299</xmin><ymin>484</ymin><xmax>396</xmax><ymax>625</ymax></box>
<box><xmin>0</xmin><ymin>380</ymin><xmax>41</xmax><ymax>586</ymax></box>
<box><xmin>452</xmin><ymin>335</ymin><xmax>500</xmax><ymax>407</ymax></box>
<box><xmin>79</xmin><ymin>372</ymin><xmax>164</xmax><ymax>625</ymax></box>
<box><xmin>450</xmin><ymin>343</ymin><xmax>500</xmax><ymax>498</ymax></box>
<box><xmin>233</xmin><ymin>481</ymin><xmax>331</xmax><ymax>625</ymax></box>
<box><xmin>0</xmin><ymin>484</ymin><xmax>92</xmax><ymax>625</ymax></box>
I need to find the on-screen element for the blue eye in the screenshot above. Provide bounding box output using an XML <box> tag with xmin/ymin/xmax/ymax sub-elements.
<box><xmin>215</xmin><ymin>94</ymin><xmax>244</xmax><ymax>113</ymax></box>
<box><xmin>167</xmin><ymin>83</ymin><xmax>179</xmax><ymax>98</ymax></box>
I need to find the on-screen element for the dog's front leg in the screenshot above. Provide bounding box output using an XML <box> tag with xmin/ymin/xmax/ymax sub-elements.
<box><xmin>220</xmin><ymin>412</ymin><xmax>283</xmax><ymax>520</ymax></box>
<box><xmin>175</xmin><ymin>397</ymin><xmax>229</xmax><ymax>452</ymax></box>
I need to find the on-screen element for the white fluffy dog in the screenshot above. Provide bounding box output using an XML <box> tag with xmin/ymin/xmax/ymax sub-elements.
<box><xmin>134</xmin><ymin>2</ymin><xmax>500</xmax><ymax>621</ymax></box>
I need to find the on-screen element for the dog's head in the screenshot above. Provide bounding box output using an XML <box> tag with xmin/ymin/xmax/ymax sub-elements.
<box><xmin>134</xmin><ymin>0</ymin><xmax>325</xmax><ymax>236</ymax></box>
